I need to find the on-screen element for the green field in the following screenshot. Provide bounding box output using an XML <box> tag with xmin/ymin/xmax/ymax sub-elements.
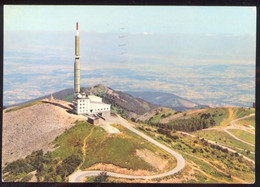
<box><xmin>192</xmin><ymin>130</ymin><xmax>255</xmax><ymax>160</ymax></box>
<box><xmin>227</xmin><ymin>129</ymin><xmax>255</xmax><ymax>145</ymax></box>
<box><xmin>5</xmin><ymin>100</ymin><xmax>44</xmax><ymax>113</ymax></box>
<box><xmin>51</xmin><ymin>121</ymin><xmax>93</xmax><ymax>160</ymax></box>
<box><xmin>81</xmin><ymin>123</ymin><xmax>176</xmax><ymax>171</ymax></box>
<box><xmin>236</xmin><ymin>116</ymin><xmax>255</xmax><ymax>127</ymax></box>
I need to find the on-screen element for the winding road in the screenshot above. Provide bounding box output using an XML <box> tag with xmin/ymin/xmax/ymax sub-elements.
<box><xmin>68</xmin><ymin>115</ymin><xmax>185</xmax><ymax>182</ymax></box>
<box><xmin>198</xmin><ymin>113</ymin><xmax>255</xmax><ymax>163</ymax></box>
<box><xmin>69</xmin><ymin>112</ymin><xmax>255</xmax><ymax>182</ymax></box>
<box><xmin>203</xmin><ymin>113</ymin><xmax>255</xmax><ymax>147</ymax></box>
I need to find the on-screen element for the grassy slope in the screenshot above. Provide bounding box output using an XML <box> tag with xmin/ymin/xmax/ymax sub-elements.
<box><xmin>137</xmin><ymin>125</ymin><xmax>255</xmax><ymax>183</ymax></box>
<box><xmin>81</xmin><ymin>123</ymin><xmax>176</xmax><ymax>171</ymax></box>
<box><xmin>148</xmin><ymin>108</ymin><xmax>175</xmax><ymax>124</ymax></box>
<box><xmin>51</xmin><ymin>121</ymin><xmax>92</xmax><ymax>160</ymax></box>
<box><xmin>189</xmin><ymin>107</ymin><xmax>255</xmax><ymax>160</ymax></box>
<box><xmin>236</xmin><ymin>116</ymin><xmax>255</xmax><ymax>127</ymax></box>
<box><xmin>5</xmin><ymin>100</ymin><xmax>44</xmax><ymax>113</ymax></box>
<box><xmin>192</xmin><ymin>130</ymin><xmax>254</xmax><ymax>160</ymax></box>
<box><xmin>146</xmin><ymin>107</ymin><xmax>228</xmax><ymax>126</ymax></box>
<box><xmin>233</xmin><ymin>108</ymin><xmax>255</xmax><ymax>118</ymax></box>
<box><xmin>185</xmin><ymin>107</ymin><xmax>229</xmax><ymax>126</ymax></box>
<box><xmin>227</xmin><ymin>129</ymin><xmax>255</xmax><ymax>145</ymax></box>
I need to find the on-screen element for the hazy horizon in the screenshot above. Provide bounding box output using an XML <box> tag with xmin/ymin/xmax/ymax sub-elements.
<box><xmin>3</xmin><ymin>6</ymin><xmax>256</xmax><ymax>107</ymax></box>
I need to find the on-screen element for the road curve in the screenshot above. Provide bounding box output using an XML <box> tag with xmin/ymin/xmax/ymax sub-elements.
<box><xmin>203</xmin><ymin>114</ymin><xmax>255</xmax><ymax>146</ymax></box>
<box><xmin>69</xmin><ymin>115</ymin><xmax>185</xmax><ymax>182</ymax></box>
<box><xmin>183</xmin><ymin>113</ymin><xmax>255</xmax><ymax>163</ymax></box>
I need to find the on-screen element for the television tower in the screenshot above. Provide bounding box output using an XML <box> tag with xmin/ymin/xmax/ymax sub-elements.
<box><xmin>74</xmin><ymin>22</ymin><xmax>80</xmax><ymax>95</ymax></box>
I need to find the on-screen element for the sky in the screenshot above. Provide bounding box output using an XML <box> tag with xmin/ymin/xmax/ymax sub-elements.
<box><xmin>4</xmin><ymin>5</ymin><xmax>256</xmax><ymax>35</ymax></box>
<box><xmin>3</xmin><ymin>5</ymin><xmax>256</xmax><ymax>107</ymax></box>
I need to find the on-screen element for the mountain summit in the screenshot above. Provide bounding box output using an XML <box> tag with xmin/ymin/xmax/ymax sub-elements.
<box><xmin>82</xmin><ymin>84</ymin><xmax>157</xmax><ymax>117</ymax></box>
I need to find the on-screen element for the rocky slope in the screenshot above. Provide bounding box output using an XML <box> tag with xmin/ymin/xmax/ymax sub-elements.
<box><xmin>2</xmin><ymin>99</ymin><xmax>85</xmax><ymax>166</ymax></box>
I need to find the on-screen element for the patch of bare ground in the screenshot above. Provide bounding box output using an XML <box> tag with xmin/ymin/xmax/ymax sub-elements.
<box><xmin>135</xmin><ymin>149</ymin><xmax>169</xmax><ymax>171</ymax></box>
<box><xmin>106</xmin><ymin>162</ymin><xmax>195</xmax><ymax>183</ymax></box>
<box><xmin>2</xmin><ymin>99</ymin><xmax>86</xmax><ymax>166</ymax></box>
<box><xmin>28</xmin><ymin>170</ymin><xmax>37</xmax><ymax>182</ymax></box>
<box><xmin>85</xmin><ymin>163</ymin><xmax>156</xmax><ymax>176</ymax></box>
<box><xmin>160</xmin><ymin>113</ymin><xmax>183</xmax><ymax>123</ymax></box>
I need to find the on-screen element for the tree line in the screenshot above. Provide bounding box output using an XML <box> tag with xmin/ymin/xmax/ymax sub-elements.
<box><xmin>150</xmin><ymin>113</ymin><xmax>216</xmax><ymax>132</ymax></box>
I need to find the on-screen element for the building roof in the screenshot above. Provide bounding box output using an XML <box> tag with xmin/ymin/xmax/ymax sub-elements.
<box><xmin>90</xmin><ymin>101</ymin><xmax>110</xmax><ymax>105</ymax></box>
<box><xmin>88</xmin><ymin>95</ymin><xmax>101</xmax><ymax>98</ymax></box>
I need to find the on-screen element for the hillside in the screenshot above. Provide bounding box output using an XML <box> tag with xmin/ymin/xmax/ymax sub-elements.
<box><xmin>138</xmin><ymin>107</ymin><xmax>254</xmax><ymax>132</ymax></box>
<box><xmin>128</xmin><ymin>91</ymin><xmax>209</xmax><ymax>111</ymax></box>
<box><xmin>2</xmin><ymin>103</ymin><xmax>176</xmax><ymax>182</ymax></box>
<box><xmin>82</xmin><ymin>84</ymin><xmax>157</xmax><ymax>117</ymax></box>
<box><xmin>2</xmin><ymin>99</ymin><xmax>86</xmax><ymax>167</ymax></box>
<box><xmin>138</xmin><ymin>106</ymin><xmax>255</xmax><ymax>161</ymax></box>
<box><xmin>9</xmin><ymin>84</ymin><xmax>209</xmax><ymax>118</ymax></box>
<box><xmin>2</xmin><ymin>100</ymin><xmax>255</xmax><ymax>183</ymax></box>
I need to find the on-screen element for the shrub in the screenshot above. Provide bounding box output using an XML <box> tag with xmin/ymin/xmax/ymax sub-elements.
<box><xmin>238</xmin><ymin>157</ymin><xmax>243</xmax><ymax>163</ymax></box>
<box><xmin>171</xmin><ymin>135</ymin><xmax>179</xmax><ymax>140</ymax></box>
<box><xmin>222</xmin><ymin>148</ymin><xmax>228</xmax><ymax>153</ymax></box>
<box><xmin>94</xmin><ymin>172</ymin><xmax>108</xmax><ymax>183</ymax></box>
<box><xmin>204</xmin><ymin>148</ymin><xmax>209</xmax><ymax>152</ymax></box>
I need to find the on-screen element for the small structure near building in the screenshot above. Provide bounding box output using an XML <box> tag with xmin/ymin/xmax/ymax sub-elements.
<box><xmin>87</xmin><ymin>116</ymin><xmax>99</xmax><ymax>125</ymax></box>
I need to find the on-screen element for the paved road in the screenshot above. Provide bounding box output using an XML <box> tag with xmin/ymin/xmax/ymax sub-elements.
<box><xmin>69</xmin><ymin>115</ymin><xmax>185</xmax><ymax>182</ymax></box>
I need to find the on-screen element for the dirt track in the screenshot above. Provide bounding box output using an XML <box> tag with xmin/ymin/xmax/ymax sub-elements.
<box><xmin>2</xmin><ymin>99</ymin><xmax>86</xmax><ymax>166</ymax></box>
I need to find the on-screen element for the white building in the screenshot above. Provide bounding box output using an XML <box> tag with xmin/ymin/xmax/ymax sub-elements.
<box><xmin>75</xmin><ymin>93</ymin><xmax>111</xmax><ymax>116</ymax></box>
